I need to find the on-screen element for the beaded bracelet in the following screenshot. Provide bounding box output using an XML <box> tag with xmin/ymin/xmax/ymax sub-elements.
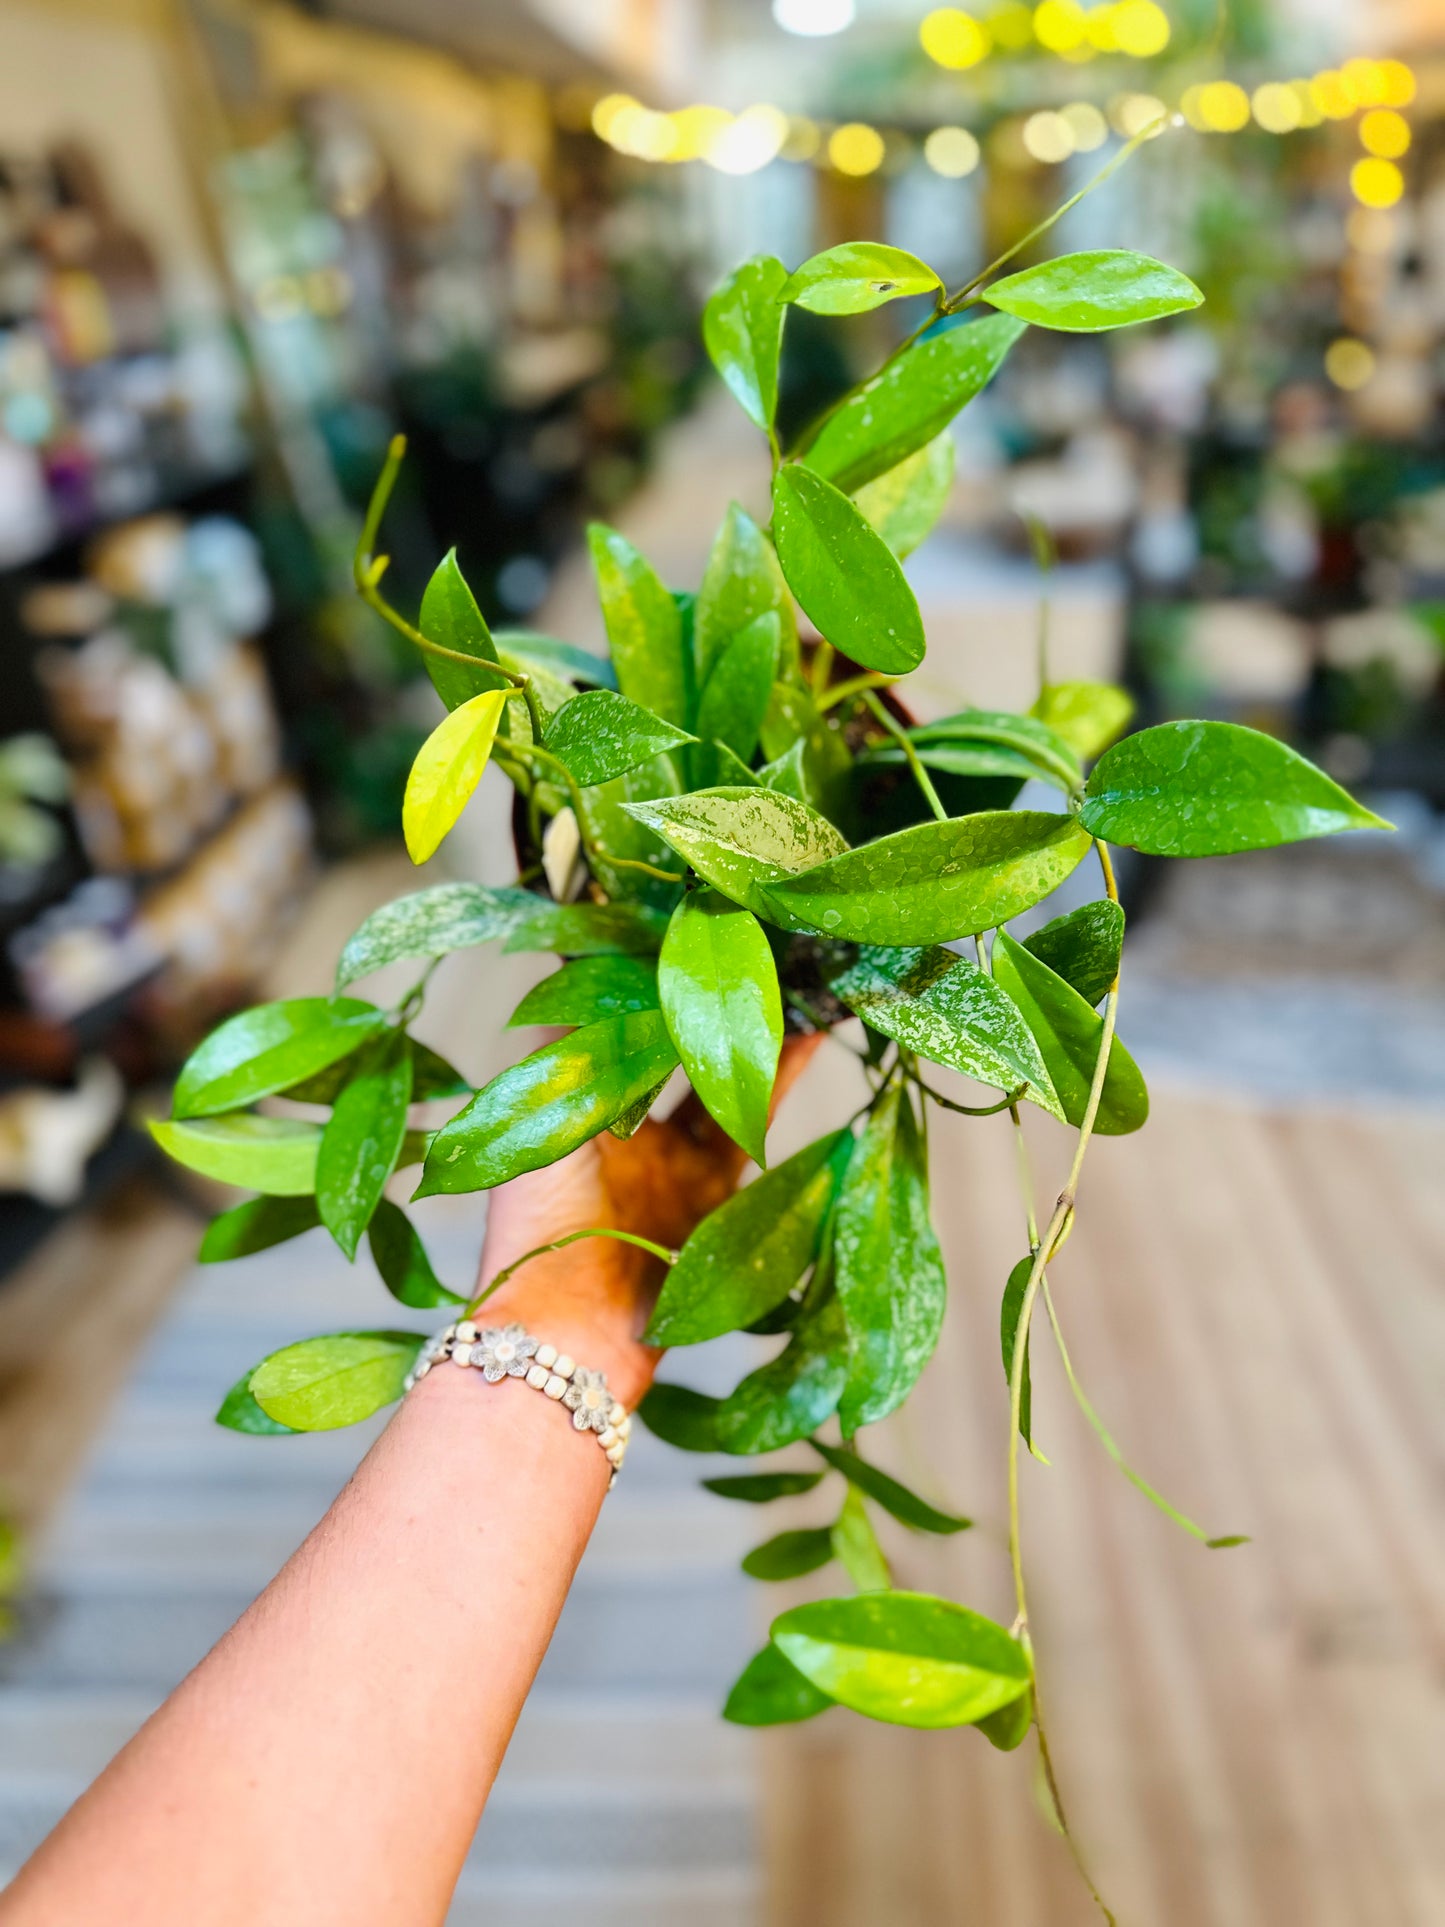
<box><xmin>404</xmin><ymin>1319</ymin><xmax>631</xmax><ymax>1485</ymax></box>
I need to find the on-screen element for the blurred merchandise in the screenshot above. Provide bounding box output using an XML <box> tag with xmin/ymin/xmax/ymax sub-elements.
<box><xmin>0</xmin><ymin>1057</ymin><xmax>122</xmax><ymax>1207</ymax></box>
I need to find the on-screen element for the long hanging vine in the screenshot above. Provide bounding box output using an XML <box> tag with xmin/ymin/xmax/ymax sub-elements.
<box><xmin>153</xmin><ymin>144</ymin><xmax>1389</xmax><ymax>1914</ymax></box>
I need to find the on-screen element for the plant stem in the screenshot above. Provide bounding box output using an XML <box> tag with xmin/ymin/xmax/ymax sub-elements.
<box><xmin>817</xmin><ymin>672</ymin><xmax>898</xmax><ymax>713</ymax></box>
<box><xmin>469</xmin><ymin>1227</ymin><xmax>678</xmax><ymax>1315</ymax></box>
<box><xmin>862</xmin><ymin>690</ymin><xmax>947</xmax><ymax>822</ymax></box>
<box><xmin>1021</xmin><ymin>510</ymin><xmax>1056</xmax><ymax>697</ymax></box>
<box><xmin>912</xmin><ymin>1073</ymin><xmax>1023</xmax><ymax>1118</ymax></box>
<box><xmin>512</xmin><ymin>740</ymin><xmax>684</xmax><ymax>887</ymax></box>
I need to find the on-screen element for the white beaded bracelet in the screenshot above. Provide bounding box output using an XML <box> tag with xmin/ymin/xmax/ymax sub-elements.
<box><xmin>404</xmin><ymin>1319</ymin><xmax>631</xmax><ymax>1485</ymax></box>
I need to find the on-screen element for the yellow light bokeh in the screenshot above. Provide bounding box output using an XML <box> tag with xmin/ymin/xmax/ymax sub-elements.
<box><xmin>1061</xmin><ymin>100</ymin><xmax>1109</xmax><ymax>151</ymax></box>
<box><xmin>1196</xmin><ymin>81</ymin><xmax>1250</xmax><ymax>133</ymax></box>
<box><xmin>1032</xmin><ymin>0</ymin><xmax>1086</xmax><ymax>54</ymax></box>
<box><xmin>708</xmin><ymin>104</ymin><xmax>788</xmax><ymax>175</ymax></box>
<box><xmin>1110</xmin><ymin>0</ymin><xmax>1170</xmax><ymax>57</ymax></box>
<box><xmin>920</xmin><ymin>8</ymin><xmax>991</xmax><ymax>68</ymax></box>
<box><xmin>782</xmin><ymin>116</ymin><xmax>822</xmax><ymax>161</ymax></box>
<box><xmin>1341</xmin><ymin>58</ymin><xmax>1388</xmax><ymax>108</ymax></box>
<box><xmin>1346</xmin><ymin>207</ymin><xmax>1398</xmax><ymax>256</ymax></box>
<box><xmin>1376</xmin><ymin>59</ymin><xmax>1416</xmax><ymax>109</ymax></box>
<box><xmin>1359</xmin><ymin>108</ymin><xmax>1410</xmax><ymax>160</ymax></box>
<box><xmin>1251</xmin><ymin>81</ymin><xmax>1302</xmax><ymax>135</ymax></box>
<box><xmin>1289</xmin><ymin>78</ymin><xmax>1323</xmax><ymax>129</ymax></box>
<box><xmin>828</xmin><ymin>122</ymin><xmax>885</xmax><ymax>175</ymax></box>
<box><xmin>1309</xmin><ymin>71</ymin><xmax>1355</xmax><ymax>121</ymax></box>
<box><xmin>669</xmin><ymin>104</ymin><xmax>733</xmax><ymax>161</ymax></box>
<box><xmin>591</xmin><ymin>93</ymin><xmax>639</xmax><ymax>142</ymax></box>
<box><xmin>1023</xmin><ymin>109</ymin><xmax>1075</xmax><ymax>164</ymax></box>
<box><xmin>1084</xmin><ymin>5</ymin><xmax>1117</xmax><ymax>52</ymax></box>
<box><xmin>987</xmin><ymin>1</ymin><xmax>1035</xmax><ymax>50</ymax></box>
<box><xmin>1324</xmin><ymin>337</ymin><xmax>1376</xmax><ymax>391</ymax></box>
<box><xmin>1351</xmin><ymin>157</ymin><xmax>1404</xmax><ymax>208</ymax></box>
<box><xmin>924</xmin><ymin>125</ymin><xmax>982</xmax><ymax>177</ymax></box>
<box><xmin>1111</xmin><ymin>91</ymin><xmax>1167</xmax><ymax>139</ymax></box>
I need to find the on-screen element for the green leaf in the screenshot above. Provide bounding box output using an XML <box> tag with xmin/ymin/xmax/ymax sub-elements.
<box><xmin>622</xmin><ymin>788</ymin><xmax>847</xmax><ymax>926</ymax></box>
<box><xmin>771</xmin><ymin>1592</ymin><xmax>1030</xmax><ymax>1729</ymax></box>
<box><xmin>832</xmin><ymin>1086</ymin><xmax>947</xmax><ymax>1431</ymax></box>
<box><xmin>402</xmin><ymin>688</ymin><xmax>508</xmax><ymax>864</ymax></box>
<box><xmin>703</xmin><ymin>254</ymin><xmax>788</xmax><ymax>432</ymax></box>
<box><xmin>905</xmin><ymin>708</ymin><xmax>1081</xmax><ymax>792</ymax></box>
<box><xmin>248</xmin><ymin>1330</ymin><xmax>424</xmax><ymax>1432</ymax></box>
<box><xmin>336</xmin><ymin>884</ymin><xmax>535</xmax><ymax>988</ymax></box>
<box><xmin>492</xmin><ymin>630</ymin><xmax>616</xmax><ymax>688</ymax></box>
<box><xmin>543</xmin><ymin>688</ymin><xmax>695</xmax><ymax>788</ymax></box>
<box><xmin>588</xmin><ymin>524</ymin><xmax>690</xmax><ymax>728</ymax></box>
<box><xmin>1000</xmin><ymin>1255</ymin><xmax>1036</xmax><ymax>1449</ymax></box>
<box><xmin>978</xmin><ymin>1686</ymin><xmax>1034</xmax><ymax>1752</ymax></box>
<box><xmin>702</xmin><ymin>1471</ymin><xmax>826</xmax><ymax>1502</ymax></box>
<box><xmin>981</xmin><ymin>250</ymin><xmax>1204</xmax><ymax>333</ymax></box>
<box><xmin>723</xmin><ymin>1644</ymin><xmax>833</xmax><ymax>1726</ymax></box>
<box><xmin>198</xmin><ymin>1195</ymin><xmax>321</xmax><ymax>1263</ymax></box>
<box><xmin>782</xmin><ymin>243</ymin><xmax>941</xmax><ymax>316</ymax></box>
<box><xmin>803</xmin><ymin>312</ymin><xmax>1025</xmax><ymax>494</ymax></box>
<box><xmin>408</xmin><ymin>1041</ymin><xmax>472</xmax><ymax>1101</ymax></box>
<box><xmin>1032</xmin><ymin>680</ymin><xmax>1133</xmax><ymax>761</ymax></box>
<box><xmin>743</xmin><ymin>1528</ymin><xmax>836</xmax><ymax>1581</ymax></box>
<box><xmin>695</xmin><ymin>503</ymin><xmax>797</xmax><ymax>688</ymax></box>
<box><xmin>502</xmin><ymin>899</ymin><xmax>669</xmax><ymax>958</ymax></box>
<box><xmin>990</xmin><ymin>932</ymin><xmax>1149</xmax><ymax>1136</ymax></box>
<box><xmin>715</xmin><ymin>1293</ymin><xmax>849</xmax><ymax>1455</ymax></box>
<box><xmin>315</xmin><ymin>1032</ymin><xmax>413</xmax><ymax>1260</ymax></box>
<box><xmin>772</xmin><ymin>467</ymin><xmax>925</xmax><ymax>676</ymax></box>
<box><xmin>853</xmin><ymin>433</ymin><xmax>955</xmax><ymax>560</ymax></box>
<box><xmin>831</xmin><ymin>1485</ymin><xmax>892</xmax><ymax>1592</ymax></box>
<box><xmin>415</xmin><ymin>1010</ymin><xmax>679</xmax><ymax>1195</ymax></box>
<box><xmin>637</xmin><ymin>1382</ymin><xmax>725</xmax><ymax>1452</ymax></box>
<box><xmin>508</xmin><ymin>956</ymin><xmax>659</xmax><ymax>1028</ymax></box>
<box><xmin>692</xmin><ymin>741</ymin><xmax>761</xmax><ymax>790</ymax></box>
<box><xmin>657</xmin><ymin>890</ymin><xmax>782</xmax><ymax>1166</ymax></box>
<box><xmin>418</xmin><ymin>550</ymin><xmax>506</xmax><ymax>711</ymax></box>
<box><xmin>605</xmin><ymin>1071</ymin><xmax>670</xmax><ymax>1139</ymax></box>
<box><xmin>368</xmin><ymin>1197</ymin><xmax>464</xmax><ymax>1308</ymax></box>
<box><xmin>646</xmin><ymin>1130</ymin><xmax>847</xmax><ymax>1345</ymax></box>
<box><xmin>149</xmin><ymin>1115</ymin><xmax>321</xmax><ymax>1195</ymax></box>
<box><xmin>1023</xmin><ymin>900</ymin><xmax>1124</xmax><ymax>1008</ymax></box>
<box><xmin>573</xmin><ymin>754</ymin><xmax>687</xmax><ymax>911</ymax></box>
<box><xmin>812</xmin><ymin>1441</ymin><xmax>970</xmax><ymax>1535</ymax></box>
<box><xmin>216</xmin><ymin>1371</ymin><xmax>296</xmax><ymax>1436</ymax></box>
<box><xmin>694</xmin><ymin>613</ymin><xmax>780</xmax><ymax>766</ymax></box>
<box><xmin>173</xmin><ymin>998</ymin><xmax>384</xmax><ymax>1119</ymax></box>
<box><xmin>764</xmin><ymin>812</ymin><xmax>1093</xmax><ymax>945</ymax></box>
<box><xmin>830</xmin><ymin>945</ymin><xmax>1060</xmax><ymax>1116</ymax></box>
<box><xmin>757</xmin><ymin>683</ymin><xmax>851</xmax><ymax>817</ymax></box>
<box><xmin>1080</xmin><ymin>719</ymin><xmax>1392</xmax><ymax>856</ymax></box>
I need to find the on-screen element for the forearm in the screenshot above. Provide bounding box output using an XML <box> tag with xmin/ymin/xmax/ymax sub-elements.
<box><xmin>0</xmin><ymin>1255</ymin><xmax>653</xmax><ymax>1927</ymax></box>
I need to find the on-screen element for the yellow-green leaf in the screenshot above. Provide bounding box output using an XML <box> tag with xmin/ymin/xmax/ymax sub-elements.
<box><xmin>402</xmin><ymin>688</ymin><xmax>509</xmax><ymax>865</ymax></box>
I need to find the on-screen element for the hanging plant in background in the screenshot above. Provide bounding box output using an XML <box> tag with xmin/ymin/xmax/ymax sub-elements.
<box><xmin>152</xmin><ymin>151</ymin><xmax>1389</xmax><ymax>1917</ymax></box>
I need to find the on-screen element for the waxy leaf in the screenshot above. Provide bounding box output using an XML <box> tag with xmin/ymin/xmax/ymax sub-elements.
<box><xmin>833</xmin><ymin>1087</ymin><xmax>947</xmax><ymax>1430</ymax></box>
<box><xmin>982</xmin><ymin>250</ymin><xmax>1204</xmax><ymax>333</ymax></box>
<box><xmin>637</xmin><ymin>1382</ymin><xmax>725</xmax><ymax>1452</ymax></box>
<box><xmin>368</xmin><ymin>1198</ymin><xmax>464</xmax><ymax>1309</ymax></box>
<box><xmin>508</xmin><ymin>955</ymin><xmax>659</xmax><ymax>1028</ymax></box>
<box><xmin>316</xmin><ymin>1031</ymin><xmax>413</xmax><ymax>1260</ymax></box>
<box><xmin>694</xmin><ymin>613</ymin><xmax>779</xmax><ymax>765</ymax></box>
<box><xmin>623</xmin><ymin>788</ymin><xmax>847</xmax><ymax>925</ymax></box>
<box><xmin>978</xmin><ymin>1686</ymin><xmax>1034</xmax><ymax>1752</ymax></box>
<box><xmin>765</xmin><ymin>812</ymin><xmax>1093</xmax><ymax>945</ymax></box>
<box><xmin>772</xmin><ymin>1592</ymin><xmax>1030</xmax><ymax>1729</ymax></box>
<box><xmin>588</xmin><ymin>525</ymin><xmax>690</xmax><ymax>728</ymax></box>
<box><xmin>336</xmin><ymin>884</ymin><xmax>534</xmax><ymax>988</ymax></box>
<box><xmin>1080</xmin><ymin>719</ymin><xmax>1391</xmax><ymax>855</ymax></box>
<box><xmin>1000</xmin><ymin>1255</ymin><xmax>1036</xmax><ymax>1449</ymax></box>
<box><xmin>249</xmin><ymin>1330</ymin><xmax>424</xmax><ymax>1432</ymax></box>
<box><xmin>150</xmin><ymin>1114</ymin><xmax>321</xmax><ymax>1195</ymax></box>
<box><xmin>493</xmin><ymin>629</ymin><xmax>616</xmax><ymax>688</ymax></box>
<box><xmin>723</xmin><ymin>1644</ymin><xmax>833</xmax><ymax>1726</ymax></box>
<box><xmin>782</xmin><ymin>242</ymin><xmax>941</xmax><ymax>316</ymax></box>
<box><xmin>199</xmin><ymin>1195</ymin><xmax>321</xmax><ymax>1263</ymax></box>
<box><xmin>812</xmin><ymin>1441</ymin><xmax>970</xmax><ymax>1535</ymax></box>
<box><xmin>1024</xmin><ymin>900</ymin><xmax>1124</xmax><ymax>1008</ymax></box>
<box><xmin>418</xmin><ymin>550</ymin><xmax>506</xmax><ymax>711</ymax></box>
<box><xmin>907</xmin><ymin>708</ymin><xmax>1081</xmax><ymax>792</ymax></box>
<box><xmin>854</xmin><ymin>433</ymin><xmax>955</xmax><ymax>560</ymax></box>
<box><xmin>695</xmin><ymin>502</ymin><xmax>796</xmax><ymax>687</ymax></box>
<box><xmin>605</xmin><ymin>1071</ymin><xmax>670</xmax><ymax>1140</ymax></box>
<box><xmin>658</xmin><ymin>891</ymin><xmax>782</xmax><ymax>1166</ymax></box>
<box><xmin>743</xmin><ymin>1528</ymin><xmax>836</xmax><ymax>1581</ymax></box>
<box><xmin>573</xmin><ymin>752</ymin><xmax>687</xmax><ymax>911</ymax></box>
<box><xmin>692</xmin><ymin>741</ymin><xmax>761</xmax><ymax>791</ymax></box>
<box><xmin>543</xmin><ymin>688</ymin><xmax>695</xmax><ymax>788</ymax></box>
<box><xmin>416</xmin><ymin>1010</ymin><xmax>678</xmax><ymax>1194</ymax></box>
<box><xmin>830</xmin><ymin>945</ymin><xmax>1060</xmax><ymax>1116</ymax></box>
<box><xmin>831</xmin><ymin>1485</ymin><xmax>891</xmax><ymax>1593</ymax></box>
<box><xmin>402</xmin><ymin>688</ymin><xmax>509</xmax><ymax>864</ymax></box>
<box><xmin>702</xmin><ymin>1471</ymin><xmax>825</xmax><ymax>1502</ymax></box>
<box><xmin>408</xmin><ymin>1041</ymin><xmax>473</xmax><ymax>1101</ymax></box>
<box><xmin>803</xmin><ymin>312</ymin><xmax>1025</xmax><ymax>494</ymax></box>
<box><xmin>1032</xmin><ymin>679</ymin><xmax>1133</xmax><ymax>761</ymax></box>
<box><xmin>704</xmin><ymin>254</ymin><xmax>788</xmax><ymax>432</ymax></box>
<box><xmin>716</xmin><ymin>1294</ymin><xmax>849</xmax><ymax>1455</ymax></box>
<box><xmin>757</xmin><ymin>683</ymin><xmax>851</xmax><ymax>818</ymax></box>
<box><xmin>646</xmin><ymin>1130</ymin><xmax>847</xmax><ymax>1345</ymax></box>
<box><xmin>991</xmin><ymin>932</ymin><xmax>1148</xmax><ymax>1136</ymax></box>
<box><xmin>216</xmin><ymin>1371</ymin><xmax>295</xmax><ymax>1436</ymax></box>
<box><xmin>173</xmin><ymin>998</ymin><xmax>385</xmax><ymax>1119</ymax></box>
<box><xmin>772</xmin><ymin>467</ymin><xmax>925</xmax><ymax>675</ymax></box>
<box><xmin>503</xmin><ymin>899</ymin><xmax>669</xmax><ymax>957</ymax></box>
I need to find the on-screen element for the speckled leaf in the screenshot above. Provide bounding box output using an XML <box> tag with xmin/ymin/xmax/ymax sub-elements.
<box><xmin>1023</xmin><ymin>900</ymin><xmax>1123</xmax><ymax>1008</ymax></box>
<box><xmin>199</xmin><ymin>1196</ymin><xmax>321</xmax><ymax>1263</ymax></box>
<box><xmin>704</xmin><ymin>254</ymin><xmax>788</xmax><ymax>432</ymax></box>
<box><xmin>723</xmin><ymin>1644</ymin><xmax>833</xmax><ymax>1726</ymax></box>
<box><xmin>991</xmin><ymin>931</ymin><xmax>1148</xmax><ymax>1136</ymax></box>
<box><xmin>1080</xmin><ymin>720</ymin><xmax>1391</xmax><ymax>855</ymax></box>
<box><xmin>772</xmin><ymin>1592</ymin><xmax>1030</xmax><ymax>1730</ymax></box>
<box><xmin>702</xmin><ymin>1471</ymin><xmax>826</xmax><ymax>1502</ymax></box>
<box><xmin>764</xmin><ymin>812</ymin><xmax>1093</xmax><ymax>945</ymax></box>
<box><xmin>803</xmin><ymin>312</ymin><xmax>1025</xmax><ymax>494</ymax></box>
<box><xmin>695</xmin><ymin>613</ymin><xmax>779</xmax><ymax>765</ymax></box>
<box><xmin>772</xmin><ymin>467</ymin><xmax>925</xmax><ymax>675</ymax></box>
<box><xmin>316</xmin><ymin>1030</ymin><xmax>413</xmax><ymax>1260</ymax></box>
<box><xmin>622</xmin><ymin>788</ymin><xmax>847</xmax><ymax>926</ymax></box>
<box><xmin>587</xmin><ymin>524</ymin><xmax>690</xmax><ymax>728</ymax></box>
<box><xmin>782</xmin><ymin>243</ymin><xmax>940</xmax><ymax>316</ymax></box>
<box><xmin>853</xmin><ymin>432</ymin><xmax>955</xmax><ymax>559</ymax></box>
<box><xmin>830</xmin><ymin>945</ymin><xmax>1060</xmax><ymax>1116</ymax></box>
<box><xmin>743</xmin><ymin>1528</ymin><xmax>836</xmax><ymax>1581</ymax></box>
<box><xmin>150</xmin><ymin>1115</ymin><xmax>321</xmax><ymax>1196</ymax></box>
<box><xmin>646</xmin><ymin>1130</ymin><xmax>847</xmax><ymax>1345</ymax></box>
<box><xmin>249</xmin><ymin>1330</ymin><xmax>424</xmax><ymax>1432</ymax></box>
<box><xmin>758</xmin><ymin>683</ymin><xmax>851</xmax><ymax>817</ymax></box>
<box><xmin>368</xmin><ymin>1198</ymin><xmax>464</xmax><ymax>1309</ymax></box>
<box><xmin>715</xmin><ymin>1292</ymin><xmax>850</xmax><ymax>1455</ymax></box>
<box><xmin>982</xmin><ymin>250</ymin><xmax>1203</xmax><ymax>333</ymax></box>
<box><xmin>542</xmin><ymin>688</ymin><xmax>695</xmax><ymax>789</ymax></box>
<box><xmin>173</xmin><ymin>998</ymin><xmax>385</xmax><ymax>1119</ymax></box>
<box><xmin>336</xmin><ymin>884</ymin><xmax>535</xmax><ymax>989</ymax></box>
<box><xmin>695</xmin><ymin>502</ymin><xmax>797</xmax><ymax>687</ymax></box>
<box><xmin>508</xmin><ymin>956</ymin><xmax>659</xmax><ymax>1028</ymax></box>
<box><xmin>813</xmin><ymin>1441</ymin><xmax>970</xmax><ymax>1535</ymax></box>
<box><xmin>418</xmin><ymin>550</ymin><xmax>507</xmax><ymax>711</ymax></box>
<box><xmin>501</xmin><ymin>899</ymin><xmax>669</xmax><ymax>957</ymax></box>
<box><xmin>1031</xmin><ymin>680</ymin><xmax>1133</xmax><ymax>761</ymax></box>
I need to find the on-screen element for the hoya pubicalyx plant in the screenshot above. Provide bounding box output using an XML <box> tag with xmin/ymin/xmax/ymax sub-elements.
<box><xmin>154</xmin><ymin>215</ymin><xmax>1388</xmax><ymax>1906</ymax></box>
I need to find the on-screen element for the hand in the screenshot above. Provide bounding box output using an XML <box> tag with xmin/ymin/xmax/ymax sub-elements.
<box><xmin>474</xmin><ymin>1033</ymin><xmax>823</xmax><ymax>1403</ymax></box>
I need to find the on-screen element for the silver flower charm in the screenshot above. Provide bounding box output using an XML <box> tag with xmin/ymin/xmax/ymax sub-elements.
<box><xmin>404</xmin><ymin>1326</ymin><xmax>455</xmax><ymax>1391</ymax></box>
<box><xmin>564</xmin><ymin>1366</ymin><xmax>612</xmax><ymax>1433</ymax></box>
<box><xmin>475</xmin><ymin>1323</ymin><xmax>538</xmax><ymax>1382</ymax></box>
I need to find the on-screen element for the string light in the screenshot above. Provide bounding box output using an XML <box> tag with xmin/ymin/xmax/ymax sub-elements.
<box><xmin>1109</xmin><ymin>1</ymin><xmax>1170</xmax><ymax>57</ymax></box>
<box><xmin>1359</xmin><ymin>109</ymin><xmax>1411</xmax><ymax>160</ymax></box>
<box><xmin>920</xmin><ymin>9</ymin><xmax>991</xmax><ymax>69</ymax></box>
<box><xmin>1032</xmin><ymin>1</ymin><xmax>1087</xmax><ymax>55</ymax></box>
<box><xmin>828</xmin><ymin>123</ymin><xmax>886</xmax><ymax>176</ymax></box>
<box><xmin>1351</xmin><ymin>157</ymin><xmax>1404</xmax><ymax>209</ymax></box>
<box><xmin>1251</xmin><ymin>82</ymin><xmax>1303</xmax><ymax>135</ymax></box>
<box><xmin>923</xmin><ymin>126</ymin><xmax>982</xmax><ymax>177</ymax></box>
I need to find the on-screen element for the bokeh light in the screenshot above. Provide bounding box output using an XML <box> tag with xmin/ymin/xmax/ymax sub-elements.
<box><xmin>1324</xmin><ymin>337</ymin><xmax>1376</xmax><ymax>391</ymax></box>
<box><xmin>919</xmin><ymin>8</ymin><xmax>992</xmax><ymax>68</ymax></box>
<box><xmin>1359</xmin><ymin>109</ymin><xmax>1411</xmax><ymax>160</ymax></box>
<box><xmin>1109</xmin><ymin>0</ymin><xmax>1170</xmax><ymax>57</ymax></box>
<box><xmin>1309</xmin><ymin>71</ymin><xmax>1356</xmax><ymax>121</ymax></box>
<box><xmin>1251</xmin><ymin>82</ymin><xmax>1303</xmax><ymax>135</ymax></box>
<box><xmin>1376</xmin><ymin>60</ymin><xmax>1417</xmax><ymax>108</ymax></box>
<box><xmin>1023</xmin><ymin>110</ymin><xmax>1074</xmax><ymax>165</ymax></box>
<box><xmin>707</xmin><ymin>105</ymin><xmax>788</xmax><ymax>175</ymax></box>
<box><xmin>1351</xmin><ymin>158</ymin><xmax>1404</xmax><ymax>209</ymax></box>
<box><xmin>923</xmin><ymin>126</ymin><xmax>982</xmax><ymax>178</ymax></box>
<box><xmin>1111</xmin><ymin>92</ymin><xmax>1168</xmax><ymax>139</ymax></box>
<box><xmin>1032</xmin><ymin>1</ymin><xmax>1087</xmax><ymax>55</ymax></box>
<box><xmin>1061</xmin><ymin>100</ymin><xmax>1109</xmax><ymax>152</ymax></box>
<box><xmin>772</xmin><ymin>0</ymin><xmax>856</xmax><ymax>35</ymax></box>
<box><xmin>828</xmin><ymin>123</ymin><xmax>885</xmax><ymax>176</ymax></box>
